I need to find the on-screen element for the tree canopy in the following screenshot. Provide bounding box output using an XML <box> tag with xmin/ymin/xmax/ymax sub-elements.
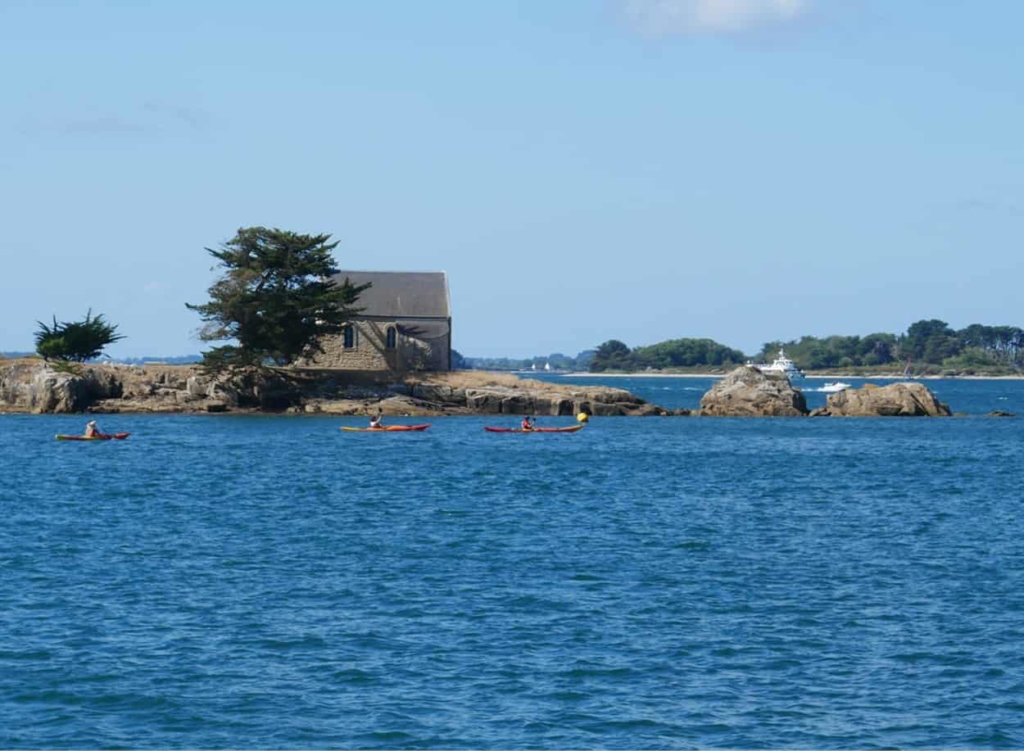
<box><xmin>186</xmin><ymin>227</ymin><xmax>369</xmax><ymax>370</ymax></box>
<box><xmin>34</xmin><ymin>310</ymin><xmax>124</xmax><ymax>362</ymax></box>
<box><xmin>462</xmin><ymin>349</ymin><xmax>594</xmax><ymax>371</ymax></box>
<box><xmin>753</xmin><ymin>333</ymin><xmax>899</xmax><ymax>370</ymax></box>
<box><xmin>589</xmin><ymin>338</ymin><xmax>745</xmax><ymax>372</ymax></box>
<box><xmin>754</xmin><ymin>321</ymin><xmax>1024</xmax><ymax>373</ymax></box>
<box><xmin>578</xmin><ymin>320</ymin><xmax>1023</xmax><ymax>375</ymax></box>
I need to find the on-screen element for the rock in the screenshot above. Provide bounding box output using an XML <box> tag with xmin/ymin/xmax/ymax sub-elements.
<box><xmin>454</xmin><ymin>383</ymin><xmax>652</xmax><ymax>417</ymax></box>
<box><xmin>500</xmin><ymin>394</ymin><xmax>536</xmax><ymax>415</ymax></box>
<box><xmin>0</xmin><ymin>363</ymin><xmax>35</xmax><ymax>407</ymax></box>
<box><xmin>553</xmin><ymin>398</ymin><xmax>576</xmax><ymax>416</ymax></box>
<box><xmin>823</xmin><ymin>382</ymin><xmax>951</xmax><ymax>417</ymax></box>
<box><xmin>186</xmin><ymin>375</ymin><xmax>208</xmax><ymax>399</ymax></box>
<box><xmin>699</xmin><ymin>366</ymin><xmax>808</xmax><ymax>417</ymax></box>
<box><xmin>987</xmin><ymin>410</ymin><xmax>1015</xmax><ymax>417</ymax></box>
<box><xmin>589</xmin><ymin>401</ymin><xmax>630</xmax><ymax>416</ymax></box>
<box><xmin>633</xmin><ymin>403</ymin><xmax>663</xmax><ymax>417</ymax></box>
<box><xmin>30</xmin><ymin>369</ymin><xmax>90</xmax><ymax>413</ymax></box>
<box><xmin>410</xmin><ymin>383</ymin><xmax>459</xmax><ymax>404</ymax></box>
<box><xmin>81</xmin><ymin>367</ymin><xmax>123</xmax><ymax>399</ymax></box>
<box><xmin>374</xmin><ymin>395</ymin><xmax>442</xmax><ymax>417</ymax></box>
<box><xmin>465</xmin><ymin>389</ymin><xmax>503</xmax><ymax>413</ymax></box>
<box><xmin>1</xmin><ymin>363</ymin><xmax>90</xmax><ymax>413</ymax></box>
<box><xmin>2</xmin><ymin>361</ymin><xmax>670</xmax><ymax>418</ymax></box>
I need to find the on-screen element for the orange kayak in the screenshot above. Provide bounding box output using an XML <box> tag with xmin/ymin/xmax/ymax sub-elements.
<box><xmin>55</xmin><ymin>432</ymin><xmax>131</xmax><ymax>441</ymax></box>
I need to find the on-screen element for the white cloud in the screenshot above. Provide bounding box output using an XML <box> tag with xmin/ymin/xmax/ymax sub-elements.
<box><xmin>624</xmin><ymin>0</ymin><xmax>810</xmax><ymax>35</ymax></box>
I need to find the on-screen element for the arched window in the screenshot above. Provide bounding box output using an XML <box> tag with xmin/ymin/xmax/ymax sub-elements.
<box><xmin>343</xmin><ymin>325</ymin><xmax>354</xmax><ymax>349</ymax></box>
<box><xmin>386</xmin><ymin>327</ymin><xmax>397</xmax><ymax>349</ymax></box>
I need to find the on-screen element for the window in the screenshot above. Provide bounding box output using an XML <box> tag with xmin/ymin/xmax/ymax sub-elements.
<box><xmin>343</xmin><ymin>325</ymin><xmax>354</xmax><ymax>349</ymax></box>
<box><xmin>386</xmin><ymin>327</ymin><xmax>397</xmax><ymax>349</ymax></box>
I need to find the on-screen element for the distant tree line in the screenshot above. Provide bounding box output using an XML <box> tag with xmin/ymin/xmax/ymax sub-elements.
<box><xmin>754</xmin><ymin>333</ymin><xmax>899</xmax><ymax>370</ymax></box>
<box><xmin>585</xmin><ymin>320</ymin><xmax>1024</xmax><ymax>373</ymax></box>
<box><xmin>461</xmin><ymin>350</ymin><xmax>596</xmax><ymax>372</ymax></box>
<box><xmin>757</xmin><ymin>320</ymin><xmax>1024</xmax><ymax>372</ymax></box>
<box><xmin>590</xmin><ymin>338</ymin><xmax>747</xmax><ymax>372</ymax></box>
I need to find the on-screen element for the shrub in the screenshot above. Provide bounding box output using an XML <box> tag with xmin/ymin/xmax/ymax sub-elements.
<box><xmin>34</xmin><ymin>310</ymin><xmax>124</xmax><ymax>362</ymax></box>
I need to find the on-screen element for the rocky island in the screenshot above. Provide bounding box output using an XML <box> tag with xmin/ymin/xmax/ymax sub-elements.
<box><xmin>0</xmin><ymin>358</ymin><xmax>679</xmax><ymax>417</ymax></box>
<box><xmin>1</xmin><ymin>359</ymin><xmax>957</xmax><ymax>418</ymax></box>
<box><xmin>700</xmin><ymin>365</ymin><xmax>952</xmax><ymax>417</ymax></box>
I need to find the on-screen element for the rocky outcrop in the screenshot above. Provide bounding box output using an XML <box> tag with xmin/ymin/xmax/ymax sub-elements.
<box><xmin>0</xmin><ymin>361</ymin><xmax>232</xmax><ymax>414</ymax></box>
<box><xmin>410</xmin><ymin>380</ymin><xmax>663</xmax><ymax>416</ymax></box>
<box><xmin>699</xmin><ymin>366</ymin><xmax>808</xmax><ymax>416</ymax></box>
<box><xmin>0</xmin><ymin>363</ymin><xmax>91</xmax><ymax>413</ymax></box>
<box><xmin>301</xmin><ymin>378</ymin><xmax>674</xmax><ymax>417</ymax></box>
<box><xmin>813</xmin><ymin>382</ymin><xmax>951</xmax><ymax>417</ymax></box>
<box><xmin>0</xmin><ymin>360</ymin><xmax>678</xmax><ymax>417</ymax></box>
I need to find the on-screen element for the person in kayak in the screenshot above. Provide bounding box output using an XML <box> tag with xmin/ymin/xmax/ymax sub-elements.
<box><xmin>369</xmin><ymin>410</ymin><xmax>384</xmax><ymax>429</ymax></box>
<box><xmin>84</xmin><ymin>420</ymin><xmax>101</xmax><ymax>438</ymax></box>
<box><xmin>521</xmin><ymin>416</ymin><xmax>534</xmax><ymax>431</ymax></box>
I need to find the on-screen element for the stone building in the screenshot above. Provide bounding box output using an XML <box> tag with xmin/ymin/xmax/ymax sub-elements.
<box><xmin>312</xmin><ymin>271</ymin><xmax>452</xmax><ymax>372</ymax></box>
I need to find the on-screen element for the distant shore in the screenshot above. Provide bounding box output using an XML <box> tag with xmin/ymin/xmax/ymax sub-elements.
<box><xmin>553</xmin><ymin>371</ymin><xmax>1024</xmax><ymax>381</ymax></box>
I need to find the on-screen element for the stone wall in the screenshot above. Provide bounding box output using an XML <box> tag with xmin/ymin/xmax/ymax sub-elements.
<box><xmin>312</xmin><ymin>319</ymin><xmax>449</xmax><ymax>372</ymax></box>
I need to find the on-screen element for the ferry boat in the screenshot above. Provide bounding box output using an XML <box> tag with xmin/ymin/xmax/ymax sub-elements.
<box><xmin>750</xmin><ymin>348</ymin><xmax>805</xmax><ymax>379</ymax></box>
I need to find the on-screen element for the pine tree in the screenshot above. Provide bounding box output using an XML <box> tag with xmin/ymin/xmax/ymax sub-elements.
<box><xmin>186</xmin><ymin>227</ymin><xmax>369</xmax><ymax>370</ymax></box>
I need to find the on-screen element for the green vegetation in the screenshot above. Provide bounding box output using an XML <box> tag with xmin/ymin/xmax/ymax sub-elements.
<box><xmin>34</xmin><ymin>310</ymin><xmax>124</xmax><ymax>363</ymax></box>
<box><xmin>754</xmin><ymin>333</ymin><xmax>899</xmax><ymax>370</ymax></box>
<box><xmin>464</xmin><ymin>350</ymin><xmax>595</xmax><ymax>372</ymax></box>
<box><xmin>590</xmin><ymin>338</ymin><xmax>746</xmax><ymax>373</ymax></box>
<box><xmin>186</xmin><ymin>227</ymin><xmax>369</xmax><ymax>371</ymax></box>
<box><xmin>758</xmin><ymin>321</ymin><xmax>1023</xmax><ymax>374</ymax></box>
<box><xmin>585</xmin><ymin>320</ymin><xmax>1023</xmax><ymax>374</ymax></box>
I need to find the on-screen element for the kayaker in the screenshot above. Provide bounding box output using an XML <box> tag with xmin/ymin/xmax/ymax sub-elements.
<box><xmin>84</xmin><ymin>420</ymin><xmax>100</xmax><ymax>438</ymax></box>
<box><xmin>521</xmin><ymin>416</ymin><xmax>534</xmax><ymax>431</ymax></box>
<box><xmin>369</xmin><ymin>411</ymin><xmax>384</xmax><ymax>429</ymax></box>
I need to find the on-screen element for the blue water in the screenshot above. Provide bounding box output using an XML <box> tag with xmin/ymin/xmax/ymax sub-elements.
<box><xmin>2</xmin><ymin>378</ymin><xmax>1024</xmax><ymax>748</ymax></box>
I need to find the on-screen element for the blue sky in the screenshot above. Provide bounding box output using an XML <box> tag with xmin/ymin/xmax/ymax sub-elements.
<box><xmin>2</xmin><ymin>0</ymin><xmax>1021</xmax><ymax>358</ymax></box>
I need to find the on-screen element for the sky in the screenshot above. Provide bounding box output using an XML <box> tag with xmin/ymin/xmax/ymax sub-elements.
<box><xmin>1</xmin><ymin>0</ymin><xmax>1021</xmax><ymax>359</ymax></box>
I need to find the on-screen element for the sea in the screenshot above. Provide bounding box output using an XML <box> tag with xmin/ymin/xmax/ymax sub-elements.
<box><xmin>2</xmin><ymin>376</ymin><xmax>1024</xmax><ymax>749</ymax></box>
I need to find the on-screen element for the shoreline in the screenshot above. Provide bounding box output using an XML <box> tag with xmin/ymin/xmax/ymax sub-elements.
<box><xmin>0</xmin><ymin>360</ymin><xmax>676</xmax><ymax>417</ymax></box>
<box><xmin>551</xmin><ymin>372</ymin><xmax>1024</xmax><ymax>381</ymax></box>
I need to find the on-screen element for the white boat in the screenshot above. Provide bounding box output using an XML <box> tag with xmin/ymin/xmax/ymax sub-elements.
<box><xmin>821</xmin><ymin>381</ymin><xmax>851</xmax><ymax>393</ymax></box>
<box><xmin>750</xmin><ymin>348</ymin><xmax>805</xmax><ymax>379</ymax></box>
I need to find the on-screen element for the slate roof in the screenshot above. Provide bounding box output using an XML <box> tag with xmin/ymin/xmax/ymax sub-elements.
<box><xmin>332</xmin><ymin>271</ymin><xmax>450</xmax><ymax>319</ymax></box>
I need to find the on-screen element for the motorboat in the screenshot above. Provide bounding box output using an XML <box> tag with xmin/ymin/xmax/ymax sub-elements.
<box><xmin>750</xmin><ymin>348</ymin><xmax>805</xmax><ymax>379</ymax></box>
<box><xmin>820</xmin><ymin>381</ymin><xmax>851</xmax><ymax>393</ymax></box>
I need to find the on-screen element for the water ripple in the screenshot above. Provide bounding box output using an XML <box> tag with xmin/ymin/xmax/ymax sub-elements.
<box><xmin>2</xmin><ymin>411</ymin><xmax>1024</xmax><ymax>747</ymax></box>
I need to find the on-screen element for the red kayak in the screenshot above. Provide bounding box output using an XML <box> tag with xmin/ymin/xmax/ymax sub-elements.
<box><xmin>341</xmin><ymin>424</ymin><xmax>431</xmax><ymax>432</ymax></box>
<box><xmin>55</xmin><ymin>432</ymin><xmax>131</xmax><ymax>441</ymax></box>
<box><xmin>484</xmin><ymin>425</ymin><xmax>584</xmax><ymax>434</ymax></box>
